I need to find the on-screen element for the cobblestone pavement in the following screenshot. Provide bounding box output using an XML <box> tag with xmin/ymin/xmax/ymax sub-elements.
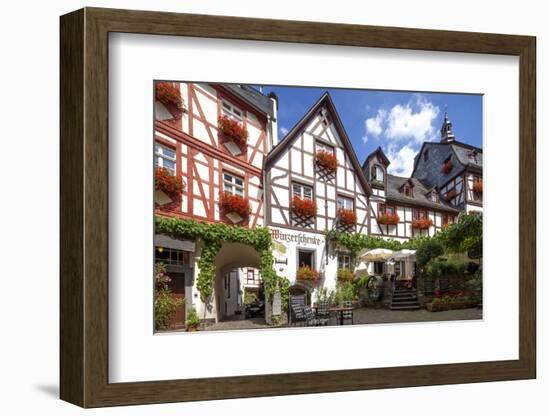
<box><xmin>202</xmin><ymin>307</ymin><xmax>482</xmax><ymax>332</ymax></box>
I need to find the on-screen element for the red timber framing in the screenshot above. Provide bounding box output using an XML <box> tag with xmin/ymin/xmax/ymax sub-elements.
<box><xmin>155</xmin><ymin>118</ymin><xmax>264</xmax><ymax>227</ymax></box>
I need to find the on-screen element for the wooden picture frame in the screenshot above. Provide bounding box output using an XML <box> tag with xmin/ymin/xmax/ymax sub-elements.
<box><xmin>60</xmin><ymin>7</ymin><xmax>536</xmax><ymax>408</ymax></box>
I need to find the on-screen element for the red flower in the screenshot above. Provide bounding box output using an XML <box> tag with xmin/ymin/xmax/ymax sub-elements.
<box><xmin>473</xmin><ymin>180</ymin><xmax>483</xmax><ymax>194</ymax></box>
<box><xmin>412</xmin><ymin>218</ymin><xmax>433</xmax><ymax>229</ymax></box>
<box><xmin>218</xmin><ymin>192</ymin><xmax>251</xmax><ymax>218</ymax></box>
<box><xmin>296</xmin><ymin>266</ymin><xmax>319</xmax><ymax>281</ymax></box>
<box><xmin>378</xmin><ymin>213</ymin><xmax>400</xmax><ymax>225</ymax></box>
<box><xmin>291</xmin><ymin>196</ymin><xmax>317</xmax><ymax>218</ymax></box>
<box><xmin>338</xmin><ymin>208</ymin><xmax>357</xmax><ymax>226</ymax></box>
<box><xmin>441</xmin><ymin>159</ymin><xmax>453</xmax><ymax>174</ymax></box>
<box><xmin>155</xmin><ymin>167</ymin><xmax>184</xmax><ymax>197</ymax></box>
<box><xmin>218</xmin><ymin>115</ymin><xmax>248</xmax><ymax>148</ymax></box>
<box><xmin>155</xmin><ymin>82</ymin><xmax>183</xmax><ymax>109</ymax></box>
<box><xmin>314</xmin><ymin>150</ymin><xmax>338</xmax><ymax>173</ymax></box>
<box><xmin>445</xmin><ymin>189</ymin><xmax>458</xmax><ymax>201</ymax></box>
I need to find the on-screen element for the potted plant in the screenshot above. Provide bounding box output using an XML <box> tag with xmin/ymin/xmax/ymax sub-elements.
<box><xmin>378</xmin><ymin>213</ymin><xmax>400</xmax><ymax>225</ymax></box>
<box><xmin>445</xmin><ymin>188</ymin><xmax>457</xmax><ymax>201</ymax></box>
<box><xmin>314</xmin><ymin>150</ymin><xmax>338</xmax><ymax>173</ymax></box>
<box><xmin>291</xmin><ymin>196</ymin><xmax>317</xmax><ymax>218</ymax></box>
<box><xmin>186</xmin><ymin>306</ymin><xmax>200</xmax><ymax>332</ymax></box>
<box><xmin>155</xmin><ymin>167</ymin><xmax>185</xmax><ymax>199</ymax></box>
<box><xmin>218</xmin><ymin>192</ymin><xmax>251</xmax><ymax>223</ymax></box>
<box><xmin>155</xmin><ymin>82</ymin><xmax>184</xmax><ymax>110</ymax></box>
<box><xmin>218</xmin><ymin>115</ymin><xmax>248</xmax><ymax>148</ymax></box>
<box><xmin>412</xmin><ymin>218</ymin><xmax>433</xmax><ymax>229</ymax></box>
<box><xmin>473</xmin><ymin>179</ymin><xmax>483</xmax><ymax>194</ymax></box>
<box><xmin>296</xmin><ymin>265</ymin><xmax>320</xmax><ymax>282</ymax></box>
<box><xmin>338</xmin><ymin>208</ymin><xmax>357</xmax><ymax>226</ymax></box>
<box><xmin>337</xmin><ymin>268</ymin><xmax>354</xmax><ymax>282</ymax></box>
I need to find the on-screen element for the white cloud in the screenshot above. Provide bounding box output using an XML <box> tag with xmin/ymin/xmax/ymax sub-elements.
<box><xmin>386</xmin><ymin>143</ymin><xmax>418</xmax><ymax>176</ymax></box>
<box><xmin>279</xmin><ymin>126</ymin><xmax>289</xmax><ymax>136</ymax></box>
<box><xmin>385</xmin><ymin>95</ymin><xmax>440</xmax><ymax>144</ymax></box>
<box><xmin>365</xmin><ymin>109</ymin><xmax>386</xmax><ymax>138</ymax></box>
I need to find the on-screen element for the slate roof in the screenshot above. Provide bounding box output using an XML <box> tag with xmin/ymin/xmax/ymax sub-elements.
<box><xmin>224</xmin><ymin>84</ymin><xmax>275</xmax><ymax>118</ymax></box>
<box><xmin>451</xmin><ymin>142</ymin><xmax>483</xmax><ymax>170</ymax></box>
<box><xmin>385</xmin><ymin>174</ymin><xmax>460</xmax><ymax>213</ymax></box>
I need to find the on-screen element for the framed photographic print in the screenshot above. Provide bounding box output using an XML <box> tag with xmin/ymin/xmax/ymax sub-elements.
<box><xmin>60</xmin><ymin>7</ymin><xmax>536</xmax><ymax>408</ymax></box>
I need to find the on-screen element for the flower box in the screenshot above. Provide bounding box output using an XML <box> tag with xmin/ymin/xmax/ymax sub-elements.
<box><xmin>426</xmin><ymin>300</ymin><xmax>478</xmax><ymax>312</ymax></box>
<box><xmin>473</xmin><ymin>180</ymin><xmax>483</xmax><ymax>194</ymax></box>
<box><xmin>412</xmin><ymin>218</ymin><xmax>433</xmax><ymax>229</ymax></box>
<box><xmin>296</xmin><ymin>266</ymin><xmax>320</xmax><ymax>281</ymax></box>
<box><xmin>378</xmin><ymin>213</ymin><xmax>400</xmax><ymax>225</ymax></box>
<box><xmin>337</xmin><ymin>268</ymin><xmax>354</xmax><ymax>282</ymax></box>
<box><xmin>338</xmin><ymin>208</ymin><xmax>357</xmax><ymax>226</ymax></box>
<box><xmin>441</xmin><ymin>159</ymin><xmax>453</xmax><ymax>174</ymax></box>
<box><xmin>155</xmin><ymin>82</ymin><xmax>184</xmax><ymax>109</ymax></box>
<box><xmin>219</xmin><ymin>192</ymin><xmax>251</xmax><ymax>219</ymax></box>
<box><xmin>445</xmin><ymin>188</ymin><xmax>457</xmax><ymax>201</ymax></box>
<box><xmin>371</xmin><ymin>179</ymin><xmax>385</xmax><ymax>189</ymax></box>
<box><xmin>155</xmin><ymin>167</ymin><xmax>184</xmax><ymax>198</ymax></box>
<box><xmin>218</xmin><ymin>115</ymin><xmax>248</xmax><ymax>148</ymax></box>
<box><xmin>291</xmin><ymin>196</ymin><xmax>317</xmax><ymax>218</ymax></box>
<box><xmin>314</xmin><ymin>150</ymin><xmax>338</xmax><ymax>173</ymax></box>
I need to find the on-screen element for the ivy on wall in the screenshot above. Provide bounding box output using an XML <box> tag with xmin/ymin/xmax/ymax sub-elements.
<box><xmin>155</xmin><ymin>216</ymin><xmax>289</xmax><ymax>307</ymax></box>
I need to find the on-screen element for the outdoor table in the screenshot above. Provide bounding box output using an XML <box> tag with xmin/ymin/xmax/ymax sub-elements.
<box><xmin>329</xmin><ymin>307</ymin><xmax>353</xmax><ymax>325</ymax></box>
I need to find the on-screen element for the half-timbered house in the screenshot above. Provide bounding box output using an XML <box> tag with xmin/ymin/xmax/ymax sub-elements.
<box><xmin>154</xmin><ymin>82</ymin><xmax>277</xmax><ymax>323</ymax></box>
<box><xmin>264</xmin><ymin>92</ymin><xmax>372</xmax><ymax>300</ymax></box>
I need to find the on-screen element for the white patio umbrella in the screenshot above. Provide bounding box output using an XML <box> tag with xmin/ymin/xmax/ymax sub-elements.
<box><xmin>391</xmin><ymin>249</ymin><xmax>416</xmax><ymax>260</ymax></box>
<box><xmin>358</xmin><ymin>248</ymin><xmax>394</xmax><ymax>262</ymax></box>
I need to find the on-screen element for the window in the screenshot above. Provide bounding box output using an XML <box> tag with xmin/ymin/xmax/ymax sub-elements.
<box><xmin>395</xmin><ymin>261</ymin><xmax>402</xmax><ymax>276</ymax></box>
<box><xmin>221</xmin><ymin>100</ymin><xmax>243</xmax><ymax>121</ymax></box>
<box><xmin>430</xmin><ymin>191</ymin><xmax>438</xmax><ymax>202</ymax></box>
<box><xmin>403</xmin><ymin>184</ymin><xmax>412</xmax><ymax>197</ymax></box>
<box><xmin>338</xmin><ymin>253</ymin><xmax>352</xmax><ymax>270</ymax></box>
<box><xmin>155</xmin><ymin>247</ymin><xmax>188</xmax><ymax>266</ymax></box>
<box><xmin>223</xmin><ymin>172</ymin><xmax>244</xmax><ymax>196</ymax></box>
<box><xmin>154</xmin><ymin>143</ymin><xmax>176</xmax><ymax>174</ymax></box>
<box><xmin>423</xmin><ymin>149</ymin><xmax>429</xmax><ymax>162</ymax></box>
<box><xmin>297</xmin><ymin>249</ymin><xmax>315</xmax><ymax>269</ymax></box>
<box><xmin>373</xmin><ymin>262</ymin><xmax>384</xmax><ymax>275</ymax></box>
<box><xmin>292</xmin><ymin>182</ymin><xmax>313</xmax><ymax>200</ymax></box>
<box><xmin>442</xmin><ymin>214</ymin><xmax>455</xmax><ymax>226</ymax></box>
<box><xmin>316</xmin><ymin>141</ymin><xmax>334</xmax><ymax>154</ymax></box>
<box><xmin>412</xmin><ymin>208</ymin><xmax>428</xmax><ymax>220</ymax></box>
<box><xmin>379</xmin><ymin>203</ymin><xmax>396</xmax><ymax>216</ymax></box>
<box><xmin>371</xmin><ymin>165</ymin><xmax>384</xmax><ymax>181</ymax></box>
<box><xmin>337</xmin><ymin>195</ymin><xmax>354</xmax><ymax>211</ymax></box>
<box><xmin>472</xmin><ymin>175</ymin><xmax>482</xmax><ymax>201</ymax></box>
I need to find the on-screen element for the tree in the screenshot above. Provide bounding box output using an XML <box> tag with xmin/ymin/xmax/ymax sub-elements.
<box><xmin>416</xmin><ymin>238</ymin><xmax>444</xmax><ymax>268</ymax></box>
<box><xmin>440</xmin><ymin>212</ymin><xmax>482</xmax><ymax>256</ymax></box>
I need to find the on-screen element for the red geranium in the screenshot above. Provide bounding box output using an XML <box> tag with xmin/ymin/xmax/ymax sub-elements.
<box><xmin>473</xmin><ymin>180</ymin><xmax>483</xmax><ymax>194</ymax></box>
<box><xmin>412</xmin><ymin>218</ymin><xmax>433</xmax><ymax>229</ymax></box>
<box><xmin>155</xmin><ymin>167</ymin><xmax>184</xmax><ymax>197</ymax></box>
<box><xmin>441</xmin><ymin>159</ymin><xmax>453</xmax><ymax>174</ymax></box>
<box><xmin>296</xmin><ymin>266</ymin><xmax>319</xmax><ymax>281</ymax></box>
<box><xmin>218</xmin><ymin>115</ymin><xmax>248</xmax><ymax>148</ymax></box>
<box><xmin>378</xmin><ymin>213</ymin><xmax>400</xmax><ymax>225</ymax></box>
<box><xmin>291</xmin><ymin>196</ymin><xmax>317</xmax><ymax>218</ymax></box>
<box><xmin>445</xmin><ymin>189</ymin><xmax>458</xmax><ymax>201</ymax></box>
<box><xmin>218</xmin><ymin>192</ymin><xmax>251</xmax><ymax>218</ymax></box>
<box><xmin>155</xmin><ymin>82</ymin><xmax>183</xmax><ymax>109</ymax></box>
<box><xmin>315</xmin><ymin>150</ymin><xmax>338</xmax><ymax>173</ymax></box>
<box><xmin>338</xmin><ymin>208</ymin><xmax>357</xmax><ymax>226</ymax></box>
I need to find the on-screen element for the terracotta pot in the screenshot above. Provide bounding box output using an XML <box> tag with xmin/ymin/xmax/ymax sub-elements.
<box><xmin>186</xmin><ymin>324</ymin><xmax>199</xmax><ymax>332</ymax></box>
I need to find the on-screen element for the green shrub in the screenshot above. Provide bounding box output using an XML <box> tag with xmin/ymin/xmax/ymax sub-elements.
<box><xmin>186</xmin><ymin>305</ymin><xmax>200</xmax><ymax>327</ymax></box>
<box><xmin>155</xmin><ymin>290</ymin><xmax>184</xmax><ymax>330</ymax></box>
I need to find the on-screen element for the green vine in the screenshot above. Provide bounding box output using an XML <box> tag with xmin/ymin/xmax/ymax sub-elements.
<box><xmin>155</xmin><ymin>216</ymin><xmax>287</xmax><ymax>304</ymax></box>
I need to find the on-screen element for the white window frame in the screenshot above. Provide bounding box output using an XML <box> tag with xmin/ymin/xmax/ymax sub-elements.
<box><xmin>337</xmin><ymin>195</ymin><xmax>354</xmax><ymax>211</ymax></box>
<box><xmin>292</xmin><ymin>182</ymin><xmax>313</xmax><ymax>200</ymax></box>
<box><xmin>337</xmin><ymin>253</ymin><xmax>352</xmax><ymax>270</ymax></box>
<box><xmin>154</xmin><ymin>143</ymin><xmax>177</xmax><ymax>174</ymax></box>
<box><xmin>316</xmin><ymin>141</ymin><xmax>334</xmax><ymax>154</ymax></box>
<box><xmin>223</xmin><ymin>172</ymin><xmax>245</xmax><ymax>197</ymax></box>
<box><xmin>221</xmin><ymin>100</ymin><xmax>243</xmax><ymax>122</ymax></box>
<box><xmin>373</xmin><ymin>165</ymin><xmax>384</xmax><ymax>181</ymax></box>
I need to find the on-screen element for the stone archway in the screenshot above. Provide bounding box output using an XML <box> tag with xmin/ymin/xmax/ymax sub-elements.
<box><xmin>214</xmin><ymin>242</ymin><xmax>262</xmax><ymax>323</ymax></box>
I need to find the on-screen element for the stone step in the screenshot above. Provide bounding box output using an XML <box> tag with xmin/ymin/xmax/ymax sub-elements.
<box><xmin>391</xmin><ymin>300</ymin><xmax>420</xmax><ymax>307</ymax></box>
<box><xmin>390</xmin><ymin>305</ymin><xmax>421</xmax><ymax>310</ymax></box>
<box><xmin>392</xmin><ymin>293</ymin><xmax>417</xmax><ymax>299</ymax></box>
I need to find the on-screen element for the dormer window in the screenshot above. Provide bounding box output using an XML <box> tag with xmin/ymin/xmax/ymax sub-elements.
<box><xmin>441</xmin><ymin>155</ymin><xmax>453</xmax><ymax>175</ymax></box>
<box><xmin>371</xmin><ymin>165</ymin><xmax>384</xmax><ymax>182</ymax></box>
<box><xmin>403</xmin><ymin>184</ymin><xmax>412</xmax><ymax>197</ymax></box>
<box><xmin>430</xmin><ymin>191</ymin><xmax>439</xmax><ymax>203</ymax></box>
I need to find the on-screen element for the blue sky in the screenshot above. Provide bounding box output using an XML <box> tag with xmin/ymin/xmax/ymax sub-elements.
<box><xmin>255</xmin><ymin>85</ymin><xmax>482</xmax><ymax>177</ymax></box>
